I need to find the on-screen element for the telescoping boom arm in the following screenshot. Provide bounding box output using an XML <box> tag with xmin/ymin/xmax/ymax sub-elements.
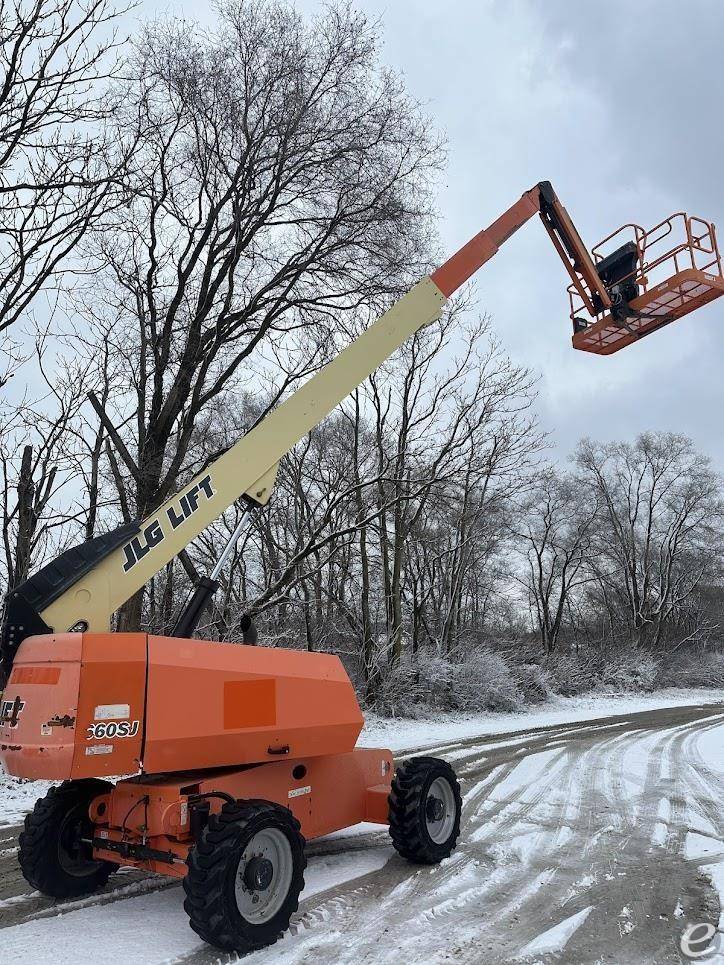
<box><xmin>0</xmin><ymin>182</ymin><xmax>611</xmax><ymax>674</ymax></box>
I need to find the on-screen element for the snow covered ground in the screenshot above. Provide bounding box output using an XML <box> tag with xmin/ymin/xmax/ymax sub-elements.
<box><xmin>359</xmin><ymin>686</ymin><xmax>724</xmax><ymax>752</ymax></box>
<box><xmin>2</xmin><ymin>688</ymin><xmax>724</xmax><ymax>963</ymax></box>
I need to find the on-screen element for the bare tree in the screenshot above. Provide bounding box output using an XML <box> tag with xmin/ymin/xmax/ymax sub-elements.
<box><xmin>511</xmin><ymin>469</ymin><xmax>599</xmax><ymax>653</ymax></box>
<box><xmin>576</xmin><ymin>432</ymin><xmax>724</xmax><ymax>649</ymax></box>
<box><xmin>76</xmin><ymin>0</ymin><xmax>443</xmax><ymax>630</ymax></box>
<box><xmin>142</xmin><ymin>312</ymin><xmax>540</xmax><ymax>701</ymax></box>
<box><xmin>0</xmin><ymin>346</ymin><xmax>91</xmax><ymax>590</ymax></box>
<box><xmin>367</xmin><ymin>316</ymin><xmax>540</xmax><ymax>668</ymax></box>
<box><xmin>0</xmin><ymin>0</ymin><xmax>129</xmax><ymax>340</ymax></box>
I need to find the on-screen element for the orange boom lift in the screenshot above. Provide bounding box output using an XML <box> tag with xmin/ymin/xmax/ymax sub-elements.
<box><xmin>1</xmin><ymin>183</ymin><xmax>722</xmax><ymax>954</ymax></box>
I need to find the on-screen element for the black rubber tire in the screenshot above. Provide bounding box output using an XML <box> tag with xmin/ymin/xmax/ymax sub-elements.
<box><xmin>183</xmin><ymin>799</ymin><xmax>306</xmax><ymax>953</ymax></box>
<box><xmin>388</xmin><ymin>756</ymin><xmax>462</xmax><ymax>864</ymax></box>
<box><xmin>18</xmin><ymin>779</ymin><xmax>115</xmax><ymax>898</ymax></box>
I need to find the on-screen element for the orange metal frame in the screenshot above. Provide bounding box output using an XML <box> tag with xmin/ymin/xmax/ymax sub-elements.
<box><xmin>571</xmin><ymin>213</ymin><xmax>724</xmax><ymax>355</ymax></box>
<box><xmin>431</xmin><ymin>182</ymin><xmax>612</xmax><ymax>320</ymax></box>
<box><xmin>89</xmin><ymin>748</ymin><xmax>392</xmax><ymax>877</ymax></box>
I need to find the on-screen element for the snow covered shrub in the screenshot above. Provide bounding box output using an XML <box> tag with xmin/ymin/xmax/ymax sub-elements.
<box><xmin>598</xmin><ymin>649</ymin><xmax>659</xmax><ymax>692</ymax></box>
<box><xmin>514</xmin><ymin>663</ymin><xmax>554</xmax><ymax>703</ymax></box>
<box><xmin>374</xmin><ymin>650</ymin><xmax>523</xmax><ymax>715</ymax></box>
<box><xmin>542</xmin><ymin>653</ymin><xmax>595</xmax><ymax>696</ymax></box>
<box><xmin>656</xmin><ymin>651</ymin><xmax>724</xmax><ymax>688</ymax></box>
<box><xmin>406</xmin><ymin>656</ymin><xmax>457</xmax><ymax>710</ymax></box>
<box><xmin>374</xmin><ymin>657</ymin><xmax>454</xmax><ymax>716</ymax></box>
<box><xmin>451</xmin><ymin>651</ymin><xmax>523</xmax><ymax>713</ymax></box>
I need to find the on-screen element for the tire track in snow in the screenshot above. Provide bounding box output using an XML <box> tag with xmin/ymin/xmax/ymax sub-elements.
<box><xmin>3</xmin><ymin>702</ymin><xmax>724</xmax><ymax>964</ymax></box>
<box><xmin>247</xmin><ymin>708</ymin><xmax>724</xmax><ymax>963</ymax></box>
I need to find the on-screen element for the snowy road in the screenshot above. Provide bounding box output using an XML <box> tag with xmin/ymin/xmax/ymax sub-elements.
<box><xmin>3</xmin><ymin>701</ymin><xmax>724</xmax><ymax>963</ymax></box>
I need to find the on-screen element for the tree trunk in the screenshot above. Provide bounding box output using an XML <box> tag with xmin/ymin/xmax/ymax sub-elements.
<box><xmin>117</xmin><ymin>588</ymin><xmax>145</xmax><ymax>632</ymax></box>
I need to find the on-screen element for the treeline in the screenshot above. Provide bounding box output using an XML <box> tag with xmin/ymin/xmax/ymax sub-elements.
<box><xmin>5</xmin><ymin>342</ymin><xmax>724</xmax><ymax>704</ymax></box>
<box><xmin>2</xmin><ymin>0</ymin><xmax>723</xmax><ymax>708</ymax></box>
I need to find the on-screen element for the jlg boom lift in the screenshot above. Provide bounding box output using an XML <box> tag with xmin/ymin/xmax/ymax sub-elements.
<box><xmin>1</xmin><ymin>183</ymin><xmax>722</xmax><ymax>954</ymax></box>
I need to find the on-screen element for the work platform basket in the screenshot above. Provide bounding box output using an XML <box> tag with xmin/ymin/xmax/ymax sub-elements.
<box><xmin>571</xmin><ymin>212</ymin><xmax>724</xmax><ymax>355</ymax></box>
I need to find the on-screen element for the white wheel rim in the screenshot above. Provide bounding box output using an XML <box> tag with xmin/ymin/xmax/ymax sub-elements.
<box><xmin>425</xmin><ymin>776</ymin><xmax>456</xmax><ymax>844</ymax></box>
<box><xmin>234</xmin><ymin>828</ymin><xmax>294</xmax><ymax>923</ymax></box>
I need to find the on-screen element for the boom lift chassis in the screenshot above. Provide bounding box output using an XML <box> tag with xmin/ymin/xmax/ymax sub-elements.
<box><xmin>1</xmin><ymin>182</ymin><xmax>722</xmax><ymax>954</ymax></box>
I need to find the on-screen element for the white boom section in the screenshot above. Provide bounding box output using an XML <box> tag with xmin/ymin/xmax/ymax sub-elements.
<box><xmin>41</xmin><ymin>277</ymin><xmax>446</xmax><ymax>633</ymax></box>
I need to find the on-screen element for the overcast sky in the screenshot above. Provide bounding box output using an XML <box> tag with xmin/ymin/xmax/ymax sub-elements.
<box><xmin>150</xmin><ymin>0</ymin><xmax>724</xmax><ymax>467</ymax></box>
